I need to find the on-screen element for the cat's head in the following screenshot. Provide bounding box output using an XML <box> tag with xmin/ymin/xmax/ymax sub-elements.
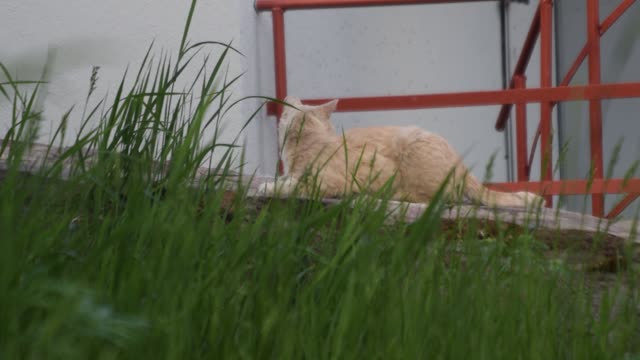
<box><xmin>278</xmin><ymin>96</ymin><xmax>339</xmax><ymax>147</ymax></box>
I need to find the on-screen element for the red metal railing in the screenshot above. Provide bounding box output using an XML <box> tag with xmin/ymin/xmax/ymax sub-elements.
<box><xmin>256</xmin><ymin>0</ymin><xmax>493</xmax><ymax>10</ymax></box>
<box><xmin>255</xmin><ymin>0</ymin><xmax>640</xmax><ymax>219</ymax></box>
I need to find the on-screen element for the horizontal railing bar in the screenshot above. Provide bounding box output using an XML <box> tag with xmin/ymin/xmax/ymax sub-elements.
<box><xmin>486</xmin><ymin>179</ymin><xmax>640</xmax><ymax>196</ymax></box>
<box><xmin>255</xmin><ymin>0</ymin><xmax>494</xmax><ymax>11</ymax></box>
<box><xmin>265</xmin><ymin>82</ymin><xmax>640</xmax><ymax>116</ymax></box>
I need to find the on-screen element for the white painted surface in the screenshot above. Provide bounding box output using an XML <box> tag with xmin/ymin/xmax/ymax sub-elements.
<box><xmin>1</xmin><ymin>0</ymin><xmax>262</xmax><ymax>170</ymax></box>
<box><xmin>2</xmin><ymin>0</ymin><xmax>542</xmax><ymax>184</ymax></box>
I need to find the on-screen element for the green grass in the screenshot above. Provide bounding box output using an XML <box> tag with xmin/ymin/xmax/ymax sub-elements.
<box><xmin>2</xmin><ymin>1</ymin><xmax>640</xmax><ymax>359</ymax></box>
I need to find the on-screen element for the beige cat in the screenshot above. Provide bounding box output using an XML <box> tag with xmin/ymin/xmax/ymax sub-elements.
<box><xmin>260</xmin><ymin>96</ymin><xmax>543</xmax><ymax>208</ymax></box>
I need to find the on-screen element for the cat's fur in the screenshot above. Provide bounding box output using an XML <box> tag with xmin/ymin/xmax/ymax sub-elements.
<box><xmin>260</xmin><ymin>96</ymin><xmax>543</xmax><ymax>208</ymax></box>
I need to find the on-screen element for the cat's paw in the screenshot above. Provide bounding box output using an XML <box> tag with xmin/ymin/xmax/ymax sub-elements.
<box><xmin>256</xmin><ymin>177</ymin><xmax>298</xmax><ymax>198</ymax></box>
<box><xmin>258</xmin><ymin>181</ymin><xmax>277</xmax><ymax>196</ymax></box>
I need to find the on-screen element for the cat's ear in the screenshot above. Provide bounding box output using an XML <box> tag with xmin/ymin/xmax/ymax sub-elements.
<box><xmin>317</xmin><ymin>99</ymin><xmax>339</xmax><ymax>116</ymax></box>
<box><xmin>284</xmin><ymin>95</ymin><xmax>301</xmax><ymax>106</ymax></box>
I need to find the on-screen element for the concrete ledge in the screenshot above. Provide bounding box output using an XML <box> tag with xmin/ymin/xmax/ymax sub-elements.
<box><xmin>1</xmin><ymin>138</ymin><xmax>638</xmax><ymax>245</ymax></box>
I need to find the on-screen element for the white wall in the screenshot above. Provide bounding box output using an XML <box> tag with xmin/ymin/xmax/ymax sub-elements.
<box><xmin>1</xmin><ymin>0</ymin><xmax>262</xmax><ymax>170</ymax></box>
<box><xmin>2</xmin><ymin>0</ymin><xmax>543</xmax><ymax>184</ymax></box>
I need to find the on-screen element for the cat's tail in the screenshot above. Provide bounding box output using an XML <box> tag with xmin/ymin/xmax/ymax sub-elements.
<box><xmin>460</xmin><ymin>169</ymin><xmax>543</xmax><ymax>208</ymax></box>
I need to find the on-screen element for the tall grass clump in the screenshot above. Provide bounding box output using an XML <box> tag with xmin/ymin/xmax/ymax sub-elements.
<box><xmin>1</xmin><ymin>1</ymin><xmax>640</xmax><ymax>359</ymax></box>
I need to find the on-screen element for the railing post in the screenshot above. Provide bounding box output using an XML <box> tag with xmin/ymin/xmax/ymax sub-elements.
<box><xmin>272</xmin><ymin>7</ymin><xmax>287</xmax><ymax>174</ymax></box>
<box><xmin>514</xmin><ymin>75</ymin><xmax>529</xmax><ymax>182</ymax></box>
<box><xmin>587</xmin><ymin>0</ymin><xmax>605</xmax><ymax>217</ymax></box>
<box><xmin>272</xmin><ymin>7</ymin><xmax>288</xmax><ymax>115</ymax></box>
<box><xmin>539</xmin><ymin>0</ymin><xmax>553</xmax><ymax>207</ymax></box>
